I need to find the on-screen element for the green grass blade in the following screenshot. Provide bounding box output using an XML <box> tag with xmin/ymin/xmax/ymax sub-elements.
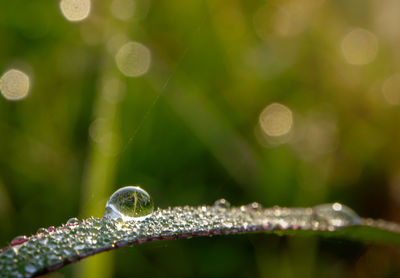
<box><xmin>1</xmin><ymin>204</ymin><xmax>399</xmax><ymax>277</ymax></box>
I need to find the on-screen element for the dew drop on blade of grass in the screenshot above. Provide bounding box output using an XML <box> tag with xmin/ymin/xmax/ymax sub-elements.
<box><xmin>37</xmin><ymin>228</ymin><xmax>48</xmax><ymax>234</ymax></box>
<box><xmin>247</xmin><ymin>202</ymin><xmax>263</xmax><ymax>210</ymax></box>
<box><xmin>312</xmin><ymin>202</ymin><xmax>361</xmax><ymax>229</ymax></box>
<box><xmin>213</xmin><ymin>198</ymin><xmax>231</xmax><ymax>208</ymax></box>
<box><xmin>104</xmin><ymin>186</ymin><xmax>154</xmax><ymax>221</ymax></box>
<box><xmin>10</xmin><ymin>235</ymin><xmax>28</xmax><ymax>246</ymax></box>
<box><xmin>66</xmin><ymin>217</ymin><xmax>80</xmax><ymax>225</ymax></box>
<box><xmin>25</xmin><ymin>264</ymin><xmax>37</xmax><ymax>274</ymax></box>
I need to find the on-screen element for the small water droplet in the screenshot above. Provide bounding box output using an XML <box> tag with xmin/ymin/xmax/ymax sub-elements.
<box><xmin>104</xmin><ymin>186</ymin><xmax>154</xmax><ymax>221</ymax></box>
<box><xmin>278</xmin><ymin>219</ymin><xmax>289</xmax><ymax>229</ymax></box>
<box><xmin>74</xmin><ymin>244</ymin><xmax>86</xmax><ymax>253</ymax></box>
<box><xmin>37</xmin><ymin>228</ymin><xmax>48</xmax><ymax>234</ymax></box>
<box><xmin>312</xmin><ymin>202</ymin><xmax>361</xmax><ymax>229</ymax></box>
<box><xmin>214</xmin><ymin>198</ymin><xmax>231</xmax><ymax>208</ymax></box>
<box><xmin>11</xmin><ymin>235</ymin><xmax>28</xmax><ymax>246</ymax></box>
<box><xmin>25</xmin><ymin>264</ymin><xmax>37</xmax><ymax>274</ymax></box>
<box><xmin>272</xmin><ymin>206</ymin><xmax>282</xmax><ymax>216</ymax></box>
<box><xmin>66</xmin><ymin>217</ymin><xmax>80</xmax><ymax>225</ymax></box>
<box><xmin>247</xmin><ymin>202</ymin><xmax>263</xmax><ymax>210</ymax></box>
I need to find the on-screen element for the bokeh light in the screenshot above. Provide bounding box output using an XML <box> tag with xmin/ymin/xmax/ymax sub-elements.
<box><xmin>60</xmin><ymin>0</ymin><xmax>91</xmax><ymax>22</ymax></box>
<box><xmin>340</xmin><ymin>28</ymin><xmax>378</xmax><ymax>65</ymax></box>
<box><xmin>89</xmin><ymin>118</ymin><xmax>108</xmax><ymax>143</ymax></box>
<box><xmin>110</xmin><ymin>0</ymin><xmax>135</xmax><ymax>21</ymax></box>
<box><xmin>382</xmin><ymin>73</ymin><xmax>400</xmax><ymax>105</ymax></box>
<box><xmin>374</xmin><ymin>0</ymin><xmax>400</xmax><ymax>42</ymax></box>
<box><xmin>107</xmin><ymin>34</ymin><xmax>129</xmax><ymax>55</ymax></box>
<box><xmin>270</xmin><ymin>3</ymin><xmax>308</xmax><ymax>38</ymax></box>
<box><xmin>290</xmin><ymin>114</ymin><xmax>337</xmax><ymax>161</ymax></box>
<box><xmin>89</xmin><ymin>118</ymin><xmax>120</xmax><ymax>157</ymax></box>
<box><xmin>115</xmin><ymin>41</ymin><xmax>151</xmax><ymax>77</ymax></box>
<box><xmin>0</xmin><ymin>69</ymin><xmax>30</xmax><ymax>100</ymax></box>
<box><xmin>80</xmin><ymin>17</ymin><xmax>103</xmax><ymax>45</ymax></box>
<box><xmin>253</xmin><ymin>0</ymin><xmax>321</xmax><ymax>39</ymax></box>
<box><xmin>102</xmin><ymin>77</ymin><xmax>125</xmax><ymax>104</ymax></box>
<box><xmin>259</xmin><ymin>103</ymin><xmax>293</xmax><ymax>137</ymax></box>
<box><xmin>252</xmin><ymin>4</ymin><xmax>271</xmax><ymax>41</ymax></box>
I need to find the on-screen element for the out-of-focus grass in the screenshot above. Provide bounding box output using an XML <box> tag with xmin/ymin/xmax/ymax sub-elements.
<box><xmin>1</xmin><ymin>0</ymin><xmax>400</xmax><ymax>277</ymax></box>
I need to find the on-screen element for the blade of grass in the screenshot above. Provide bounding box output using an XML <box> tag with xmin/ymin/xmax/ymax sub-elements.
<box><xmin>1</xmin><ymin>204</ymin><xmax>399</xmax><ymax>277</ymax></box>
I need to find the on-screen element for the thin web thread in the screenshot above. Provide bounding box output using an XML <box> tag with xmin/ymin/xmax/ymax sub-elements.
<box><xmin>118</xmin><ymin>22</ymin><xmax>202</xmax><ymax>157</ymax></box>
<box><xmin>120</xmin><ymin>50</ymin><xmax>187</xmax><ymax>154</ymax></box>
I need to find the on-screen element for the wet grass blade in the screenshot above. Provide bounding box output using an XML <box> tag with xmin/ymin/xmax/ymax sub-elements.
<box><xmin>1</xmin><ymin>204</ymin><xmax>399</xmax><ymax>277</ymax></box>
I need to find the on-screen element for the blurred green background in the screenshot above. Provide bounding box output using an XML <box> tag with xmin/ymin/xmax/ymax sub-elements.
<box><xmin>1</xmin><ymin>0</ymin><xmax>400</xmax><ymax>277</ymax></box>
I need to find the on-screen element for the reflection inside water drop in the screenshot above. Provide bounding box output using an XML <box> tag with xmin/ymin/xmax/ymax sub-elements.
<box><xmin>104</xmin><ymin>186</ymin><xmax>154</xmax><ymax>221</ymax></box>
<box><xmin>312</xmin><ymin>202</ymin><xmax>361</xmax><ymax>229</ymax></box>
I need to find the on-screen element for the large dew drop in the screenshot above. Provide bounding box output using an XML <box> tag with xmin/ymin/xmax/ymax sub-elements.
<box><xmin>312</xmin><ymin>202</ymin><xmax>361</xmax><ymax>229</ymax></box>
<box><xmin>104</xmin><ymin>186</ymin><xmax>154</xmax><ymax>221</ymax></box>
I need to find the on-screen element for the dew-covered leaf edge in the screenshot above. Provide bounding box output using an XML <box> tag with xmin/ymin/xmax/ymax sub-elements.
<box><xmin>0</xmin><ymin>204</ymin><xmax>399</xmax><ymax>277</ymax></box>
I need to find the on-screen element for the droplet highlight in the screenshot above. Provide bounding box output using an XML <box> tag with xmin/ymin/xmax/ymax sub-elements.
<box><xmin>312</xmin><ymin>202</ymin><xmax>361</xmax><ymax>229</ymax></box>
<box><xmin>104</xmin><ymin>186</ymin><xmax>154</xmax><ymax>221</ymax></box>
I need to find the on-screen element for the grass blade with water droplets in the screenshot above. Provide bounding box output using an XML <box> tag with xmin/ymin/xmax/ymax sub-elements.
<box><xmin>0</xmin><ymin>204</ymin><xmax>399</xmax><ymax>277</ymax></box>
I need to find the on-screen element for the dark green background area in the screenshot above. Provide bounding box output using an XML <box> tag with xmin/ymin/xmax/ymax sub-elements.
<box><xmin>1</xmin><ymin>0</ymin><xmax>400</xmax><ymax>277</ymax></box>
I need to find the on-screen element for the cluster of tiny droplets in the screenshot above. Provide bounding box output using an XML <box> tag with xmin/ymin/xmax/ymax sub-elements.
<box><xmin>1</xmin><ymin>202</ymin><xmax>396</xmax><ymax>278</ymax></box>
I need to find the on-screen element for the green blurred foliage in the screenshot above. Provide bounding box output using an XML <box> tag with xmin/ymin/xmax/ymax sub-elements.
<box><xmin>1</xmin><ymin>0</ymin><xmax>400</xmax><ymax>277</ymax></box>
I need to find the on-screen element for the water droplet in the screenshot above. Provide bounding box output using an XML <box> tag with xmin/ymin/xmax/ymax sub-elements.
<box><xmin>278</xmin><ymin>219</ymin><xmax>289</xmax><ymax>229</ymax></box>
<box><xmin>104</xmin><ymin>186</ymin><xmax>154</xmax><ymax>221</ymax></box>
<box><xmin>36</xmin><ymin>228</ymin><xmax>49</xmax><ymax>235</ymax></box>
<box><xmin>66</xmin><ymin>217</ymin><xmax>80</xmax><ymax>225</ymax></box>
<box><xmin>11</xmin><ymin>236</ymin><xmax>28</xmax><ymax>246</ymax></box>
<box><xmin>25</xmin><ymin>264</ymin><xmax>37</xmax><ymax>274</ymax></box>
<box><xmin>312</xmin><ymin>202</ymin><xmax>361</xmax><ymax>229</ymax></box>
<box><xmin>247</xmin><ymin>202</ymin><xmax>263</xmax><ymax>210</ymax></box>
<box><xmin>214</xmin><ymin>198</ymin><xmax>231</xmax><ymax>208</ymax></box>
<box><xmin>272</xmin><ymin>205</ymin><xmax>282</xmax><ymax>216</ymax></box>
